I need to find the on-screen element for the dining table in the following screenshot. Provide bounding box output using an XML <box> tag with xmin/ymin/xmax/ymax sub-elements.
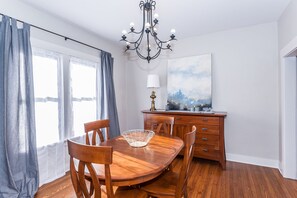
<box><xmin>93</xmin><ymin>133</ymin><xmax>184</xmax><ymax>186</ymax></box>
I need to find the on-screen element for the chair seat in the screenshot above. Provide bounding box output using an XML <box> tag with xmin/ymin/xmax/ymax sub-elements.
<box><xmin>140</xmin><ymin>126</ymin><xmax>196</xmax><ymax>198</ymax></box>
<box><xmin>115</xmin><ymin>186</ymin><xmax>148</xmax><ymax>198</ymax></box>
<box><xmin>101</xmin><ymin>185</ymin><xmax>148</xmax><ymax>198</ymax></box>
<box><xmin>141</xmin><ymin>170</ymin><xmax>179</xmax><ymax>197</ymax></box>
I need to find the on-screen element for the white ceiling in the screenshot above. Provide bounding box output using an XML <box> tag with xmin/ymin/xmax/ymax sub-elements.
<box><xmin>21</xmin><ymin>0</ymin><xmax>290</xmax><ymax>43</ymax></box>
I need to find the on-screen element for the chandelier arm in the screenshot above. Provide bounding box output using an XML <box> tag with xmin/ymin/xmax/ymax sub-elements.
<box><xmin>139</xmin><ymin>1</ymin><xmax>144</xmax><ymax>10</ymax></box>
<box><xmin>154</xmin><ymin>38</ymin><xmax>173</xmax><ymax>50</ymax></box>
<box><xmin>128</xmin><ymin>30</ymin><xmax>143</xmax><ymax>35</ymax></box>
<box><xmin>154</xmin><ymin>37</ymin><xmax>162</xmax><ymax>48</ymax></box>
<box><xmin>151</xmin><ymin>0</ymin><xmax>156</xmax><ymax>10</ymax></box>
<box><xmin>125</xmin><ymin>9</ymin><xmax>146</xmax><ymax>49</ymax></box>
<box><xmin>126</xmin><ymin>32</ymin><xmax>145</xmax><ymax>51</ymax></box>
<box><xmin>154</xmin><ymin>36</ymin><xmax>166</xmax><ymax>48</ymax></box>
<box><xmin>134</xmin><ymin>38</ymin><xmax>144</xmax><ymax>50</ymax></box>
<box><xmin>149</xmin><ymin>37</ymin><xmax>164</xmax><ymax>59</ymax></box>
<box><xmin>153</xmin><ymin>35</ymin><xmax>172</xmax><ymax>43</ymax></box>
<box><xmin>136</xmin><ymin>48</ymin><xmax>148</xmax><ymax>60</ymax></box>
<box><xmin>125</xmin><ymin>0</ymin><xmax>147</xmax><ymax>48</ymax></box>
<box><xmin>152</xmin><ymin>22</ymin><xmax>157</xmax><ymax>28</ymax></box>
<box><xmin>156</xmin><ymin>38</ymin><xmax>176</xmax><ymax>50</ymax></box>
<box><xmin>123</xmin><ymin>35</ymin><xmax>144</xmax><ymax>51</ymax></box>
<box><xmin>136</xmin><ymin>0</ymin><xmax>147</xmax><ymax>45</ymax></box>
<box><xmin>146</xmin><ymin>32</ymin><xmax>150</xmax><ymax>57</ymax></box>
<box><xmin>149</xmin><ymin>27</ymin><xmax>169</xmax><ymax>47</ymax></box>
<box><xmin>160</xmin><ymin>47</ymin><xmax>173</xmax><ymax>51</ymax></box>
<box><xmin>127</xmin><ymin>30</ymin><xmax>145</xmax><ymax>46</ymax></box>
<box><xmin>150</xmin><ymin>48</ymin><xmax>162</xmax><ymax>60</ymax></box>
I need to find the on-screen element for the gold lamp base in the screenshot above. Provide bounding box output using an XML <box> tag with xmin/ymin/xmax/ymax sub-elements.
<box><xmin>150</xmin><ymin>90</ymin><xmax>156</xmax><ymax>111</ymax></box>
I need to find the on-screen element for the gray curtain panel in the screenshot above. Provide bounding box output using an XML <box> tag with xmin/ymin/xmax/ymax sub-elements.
<box><xmin>100</xmin><ymin>51</ymin><xmax>120</xmax><ymax>138</ymax></box>
<box><xmin>0</xmin><ymin>16</ymin><xmax>39</xmax><ymax>197</ymax></box>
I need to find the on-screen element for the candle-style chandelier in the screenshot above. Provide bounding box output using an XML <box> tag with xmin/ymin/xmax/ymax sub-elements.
<box><xmin>120</xmin><ymin>0</ymin><xmax>177</xmax><ymax>63</ymax></box>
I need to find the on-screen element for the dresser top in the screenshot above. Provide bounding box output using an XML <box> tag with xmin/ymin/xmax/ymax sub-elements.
<box><xmin>142</xmin><ymin>110</ymin><xmax>227</xmax><ymax>117</ymax></box>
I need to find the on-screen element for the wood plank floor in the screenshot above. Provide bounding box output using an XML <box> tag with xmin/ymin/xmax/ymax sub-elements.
<box><xmin>35</xmin><ymin>157</ymin><xmax>297</xmax><ymax>198</ymax></box>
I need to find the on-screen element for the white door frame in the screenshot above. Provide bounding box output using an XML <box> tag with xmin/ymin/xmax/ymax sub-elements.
<box><xmin>280</xmin><ymin>36</ymin><xmax>297</xmax><ymax>179</ymax></box>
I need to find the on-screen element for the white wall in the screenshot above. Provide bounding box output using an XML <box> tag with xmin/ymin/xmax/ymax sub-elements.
<box><xmin>126</xmin><ymin>23</ymin><xmax>279</xmax><ymax>167</ymax></box>
<box><xmin>278</xmin><ymin>0</ymin><xmax>297</xmax><ymax>50</ymax></box>
<box><xmin>278</xmin><ymin>0</ymin><xmax>297</xmax><ymax>179</ymax></box>
<box><xmin>0</xmin><ymin>0</ymin><xmax>127</xmax><ymax>131</ymax></box>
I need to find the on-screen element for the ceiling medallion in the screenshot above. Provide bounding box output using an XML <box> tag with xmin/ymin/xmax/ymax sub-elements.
<box><xmin>120</xmin><ymin>0</ymin><xmax>177</xmax><ymax>63</ymax></box>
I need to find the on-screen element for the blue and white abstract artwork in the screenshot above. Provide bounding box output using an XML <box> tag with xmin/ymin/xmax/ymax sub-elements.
<box><xmin>167</xmin><ymin>54</ymin><xmax>212</xmax><ymax>110</ymax></box>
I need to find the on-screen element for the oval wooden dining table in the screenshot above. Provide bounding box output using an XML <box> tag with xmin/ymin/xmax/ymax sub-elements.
<box><xmin>92</xmin><ymin>134</ymin><xmax>184</xmax><ymax>186</ymax></box>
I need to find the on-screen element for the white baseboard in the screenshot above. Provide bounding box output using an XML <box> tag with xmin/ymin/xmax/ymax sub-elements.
<box><xmin>226</xmin><ymin>153</ymin><xmax>279</xmax><ymax>169</ymax></box>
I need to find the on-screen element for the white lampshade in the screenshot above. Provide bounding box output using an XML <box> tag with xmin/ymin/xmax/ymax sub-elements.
<box><xmin>147</xmin><ymin>74</ymin><xmax>160</xmax><ymax>88</ymax></box>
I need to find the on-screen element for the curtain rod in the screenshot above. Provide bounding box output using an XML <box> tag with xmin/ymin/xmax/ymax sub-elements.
<box><xmin>0</xmin><ymin>13</ymin><xmax>105</xmax><ymax>52</ymax></box>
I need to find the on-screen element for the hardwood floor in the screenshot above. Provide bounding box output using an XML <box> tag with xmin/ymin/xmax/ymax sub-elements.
<box><xmin>35</xmin><ymin>157</ymin><xmax>297</xmax><ymax>198</ymax></box>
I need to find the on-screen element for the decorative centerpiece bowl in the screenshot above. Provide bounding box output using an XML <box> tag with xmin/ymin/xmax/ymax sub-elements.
<box><xmin>122</xmin><ymin>129</ymin><xmax>155</xmax><ymax>147</ymax></box>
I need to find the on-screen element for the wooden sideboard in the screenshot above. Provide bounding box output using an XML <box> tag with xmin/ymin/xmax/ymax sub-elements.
<box><xmin>142</xmin><ymin>110</ymin><xmax>227</xmax><ymax>169</ymax></box>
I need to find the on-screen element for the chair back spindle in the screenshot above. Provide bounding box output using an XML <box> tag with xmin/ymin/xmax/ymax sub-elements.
<box><xmin>67</xmin><ymin>140</ymin><xmax>113</xmax><ymax>198</ymax></box>
<box><xmin>176</xmin><ymin>126</ymin><xmax>196</xmax><ymax>197</ymax></box>
<box><xmin>84</xmin><ymin>119</ymin><xmax>110</xmax><ymax>145</ymax></box>
<box><xmin>145</xmin><ymin>115</ymin><xmax>174</xmax><ymax>136</ymax></box>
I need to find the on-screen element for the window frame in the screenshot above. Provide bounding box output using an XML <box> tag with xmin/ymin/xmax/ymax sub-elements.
<box><xmin>32</xmin><ymin>47</ymin><xmax>100</xmax><ymax>147</ymax></box>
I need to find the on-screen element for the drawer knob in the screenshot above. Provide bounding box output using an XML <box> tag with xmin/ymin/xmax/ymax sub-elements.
<box><xmin>202</xmin><ymin>148</ymin><xmax>208</xmax><ymax>152</ymax></box>
<box><xmin>202</xmin><ymin>137</ymin><xmax>208</xmax><ymax>141</ymax></box>
<box><xmin>202</xmin><ymin>128</ymin><xmax>208</xmax><ymax>131</ymax></box>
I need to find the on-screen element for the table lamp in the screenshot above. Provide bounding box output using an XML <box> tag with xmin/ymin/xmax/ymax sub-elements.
<box><xmin>147</xmin><ymin>74</ymin><xmax>160</xmax><ymax>111</ymax></box>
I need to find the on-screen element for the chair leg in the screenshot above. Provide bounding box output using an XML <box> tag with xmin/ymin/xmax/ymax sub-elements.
<box><xmin>184</xmin><ymin>188</ymin><xmax>188</xmax><ymax>198</ymax></box>
<box><xmin>89</xmin><ymin>182</ymin><xmax>94</xmax><ymax>196</ymax></box>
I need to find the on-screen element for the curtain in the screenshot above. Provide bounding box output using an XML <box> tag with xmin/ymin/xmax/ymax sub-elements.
<box><xmin>99</xmin><ymin>51</ymin><xmax>120</xmax><ymax>138</ymax></box>
<box><xmin>0</xmin><ymin>16</ymin><xmax>39</xmax><ymax>197</ymax></box>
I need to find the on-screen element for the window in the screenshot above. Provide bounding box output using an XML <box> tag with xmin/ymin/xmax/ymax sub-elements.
<box><xmin>32</xmin><ymin>49</ymin><xmax>99</xmax><ymax>147</ymax></box>
<box><xmin>33</xmin><ymin>50</ymin><xmax>61</xmax><ymax>147</ymax></box>
<box><xmin>70</xmin><ymin>58</ymin><xmax>97</xmax><ymax>136</ymax></box>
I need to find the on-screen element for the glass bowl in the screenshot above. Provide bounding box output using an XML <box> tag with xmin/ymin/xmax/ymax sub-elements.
<box><xmin>122</xmin><ymin>129</ymin><xmax>155</xmax><ymax>147</ymax></box>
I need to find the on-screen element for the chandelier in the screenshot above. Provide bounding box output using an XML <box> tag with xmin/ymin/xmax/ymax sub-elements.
<box><xmin>120</xmin><ymin>0</ymin><xmax>177</xmax><ymax>63</ymax></box>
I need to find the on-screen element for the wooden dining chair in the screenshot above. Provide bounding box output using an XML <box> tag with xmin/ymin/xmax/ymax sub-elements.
<box><xmin>145</xmin><ymin>115</ymin><xmax>175</xmax><ymax>136</ymax></box>
<box><xmin>140</xmin><ymin>126</ymin><xmax>197</xmax><ymax>198</ymax></box>
<box><xmin>84</xmin><ymin>119</ymin><xmax>110</xmax><ymax>145</ymax></box>
<box><xmin>67</xmin><ymin>139</ymin><xmax>148</xmax><ymax>198</ymax></box>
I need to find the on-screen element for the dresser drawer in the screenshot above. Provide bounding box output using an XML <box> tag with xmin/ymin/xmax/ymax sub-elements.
<box><xmin>174</xmin><ymin>115</ymin><xmax>199</xmax><ymax>124</ymax></box>
<box><xmin>196</xmin><ymin>134</ymin><xmax>219</xmax><ymax>146</ymax></box>
<box><xmin>197</xmin><ymin>125</ymin><xmax>219</xmax><ymax>135</ymax></box>
<box><xmin>197</xmin><ymin>117</ymin><xmax>219</xmax><ymax>125</ymax></box>
<box><xmin>194</xmin><ymin>144</ymin><xmax>220</xmax><ymax>159</ymax></box>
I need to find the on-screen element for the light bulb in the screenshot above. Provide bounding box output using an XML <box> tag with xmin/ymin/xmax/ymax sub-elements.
<box><xmin>153</xmin><ymin>27</ymin><xmax>157</xmax><ymax>32</ymax></box>
<box><xmin>122</xmin><ymin>30</ymin><xmax>127</xmax><ymax>35</ymax></box>
<box><xmin>145</xmin><ymin>23</ymin><xmax>150</xmax><ymax>28</ymax></box>
<box><xmin>154</xmin><ymin>13</ymin><xmax>159</xmax><ymax>19</ymax></box>
<box><xmin>170</xmin><ymin>29</ymin><xmax>176</xmax><ymax>34</ymax></box>
<box><xmin>130</xmin><ymin>22</ymin><xmax>134</xmax><ymax>27</ymax></box>
<box><xmin>126</xmin><ymin>42</ymin><xmax>130</xmax><ymax>45</ymax></box>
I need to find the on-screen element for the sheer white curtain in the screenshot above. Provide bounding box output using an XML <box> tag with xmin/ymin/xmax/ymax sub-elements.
<box><xmin>33</xmin><ymin>50</ymin><xmax>62</xmax><ymax>148</ymax></box>
<box><xmin>32</xmin><ymin>49</ymin><xmax>99</xmax><ymax>185</ymax></box>
<box><xmin>70</xmin><ymin>57</ymin><xmax>98</xmax><ymax>137</ymax></box>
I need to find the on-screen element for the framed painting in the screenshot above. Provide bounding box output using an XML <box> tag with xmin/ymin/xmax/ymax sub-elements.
<box><xmin>167</xmin><ymin>54</ymin><xmax>212</xmax><ymax>111</ymax></box>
